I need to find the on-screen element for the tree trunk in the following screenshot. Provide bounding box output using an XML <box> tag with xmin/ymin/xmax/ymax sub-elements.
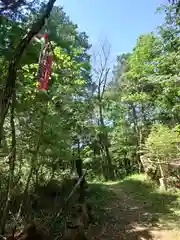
<box><xmin>98</xmin><ymin>102</ymin><xmax>114</xmax><ymax>180</ymax></box>
<box><xmin>0</xmin><ymin>91</ymin><xmax>16</xmax><ymax>234</ymax></box>
<box><xmin>104</xmin><ymin>144</ymin><xmax>114</xmax><ymax>180</ymax></box>
<box><xmin>131</xmin><ymin>104</ymin><xmax>143</xmax><ymax>172</ymax></box>
<box><xmin>17</xmin><ymin>112</ymin><xmax>45</xmax><ymax>218</ymax></box>
<box><xmin>76</xmin><ymin>139</ymin><xmax>86</xmax><ymax>204</ymax></box>
<box><xmin>0</xmin><ymin>128</ymin><xmax>9</xmax><ymax>157</ymax></box>
<box><xmin>159</xmin><ymin>163</ymin><xmax>168</xmax><ymax>190</ymax></box>
<box><xmin>0</xmin><ymin>0</ymin><xmax>56</xmax><ymax>147</ymax></box>
<box><xmin>17</xmin><ymin>166</ymin><xmax>34</xmax><ymax>220</ymax></box>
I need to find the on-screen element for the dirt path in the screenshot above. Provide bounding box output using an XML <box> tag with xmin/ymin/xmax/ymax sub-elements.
<box><xmin>87</xmin><ymin>177</ymin><xmax>180</xmax><ymax>240</ymax></box>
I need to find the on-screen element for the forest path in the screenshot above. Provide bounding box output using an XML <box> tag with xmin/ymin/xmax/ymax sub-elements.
<box><xmin>87</xmin><ymin>175</ymin><xmax>180</xmax><ymax>240</ymax></box>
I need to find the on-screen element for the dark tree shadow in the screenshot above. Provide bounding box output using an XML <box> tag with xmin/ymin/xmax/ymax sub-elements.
<box><xmin>5</xmin><ymin>178</ymin><xmax>80</xmax><ymax>239</ymax></box>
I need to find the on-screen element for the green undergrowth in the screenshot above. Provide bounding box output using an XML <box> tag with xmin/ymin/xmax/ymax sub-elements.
<box><xmin>88</xmin><ymin>174</ymin><xmax>180</xmax><ymax>229</ymax></box>
<box><xmin>5</xmin><ymin>174</ymin><xmax>180</xmax><ymax>238</ymax></box>
<box><xmin>87</xmin><ymin>182</ymin><xmax>117</xmax><ymax>223</ymax></box>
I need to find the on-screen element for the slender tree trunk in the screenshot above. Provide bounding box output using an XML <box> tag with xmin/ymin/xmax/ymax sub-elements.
<box><xmin>98</xmin><ymin>101</ymin><xmax>114</xmax><ymax>180</ymax></box>
<box><xmin>0</xmin><ymin>128</ymin><xmax>9</xmax><ymax>157</ymax></box>
<box><xmin>159</xmin><ymin>162</ymin><xmax>168</xmax><ymax>190</ymax></box>
<box><xmin>17</xmin><ymin>112</ymin><xmax>45</xmax><ymax>218</ymax></box>
<box><xmin>131</xmin><ymin>104</ymin><xmax>143</xmax><ymax>172</ymax></box>
<box><xmin>75</xmin><ymin>139</ymin><xmax>86</xmax><ymax>204</ymax></box>
<box><xmin>0</xmin><ymin>0</ymin><xmax>56</xmax><ymax>147</ymax></box>
<box><xmin>0</xmin><ymin>91</ymin><xmax>16</xmax><ymax>234</ymax></box>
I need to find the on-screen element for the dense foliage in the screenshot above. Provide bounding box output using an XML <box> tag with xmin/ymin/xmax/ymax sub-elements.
<box><xmin>0</xmin><ymin>0</ymin><xmax>179</xmax><ymax>236</ymax></box>
<box><xmin>108</xmin><ymin>3</ymin><xmax>180</xmax><ymax>178</ymax></box>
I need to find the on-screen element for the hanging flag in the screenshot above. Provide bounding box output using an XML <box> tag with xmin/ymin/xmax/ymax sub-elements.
<box><xmin>35</xmin><ymin>33</ymin><xmax>52</xmax><ymax>91</ymax></box>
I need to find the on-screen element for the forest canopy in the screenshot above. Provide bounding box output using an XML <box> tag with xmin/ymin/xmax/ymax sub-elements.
<box><xmin>0</xmin><ymin>0</ymin><xmax>180</xmax><ymax>238</ymax></box>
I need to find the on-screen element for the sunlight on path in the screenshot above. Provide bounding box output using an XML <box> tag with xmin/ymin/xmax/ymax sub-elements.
<box><xmin>87</xmin><ymin>177</ymin><xmax>180</xmax><ymax>240</ymax></box>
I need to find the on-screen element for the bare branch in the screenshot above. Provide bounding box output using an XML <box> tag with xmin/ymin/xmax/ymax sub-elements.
<box><xmin>92</xmin><ymin>37</ymin><xmax>111</xmax><ymax>99</ymax></box>
<box><xmin>101</xmin><ymin>68</ymin><xmax>110</xmax><ymax>99</ymax></box>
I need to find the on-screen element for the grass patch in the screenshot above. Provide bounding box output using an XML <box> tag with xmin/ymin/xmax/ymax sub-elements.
<box><xmin>88</xmin><ymin>174</ymin><xmax>180</xmax><ymax>229</ymax></box>
<box><xmin>87</xmin><ymin>182</ymin><xmax>117</xmax><ymax>223</ymax></box>
<box><xmin>117</xmin><ymin>174</ymin><xmax>180</xmax><ymax>229</ymax></box>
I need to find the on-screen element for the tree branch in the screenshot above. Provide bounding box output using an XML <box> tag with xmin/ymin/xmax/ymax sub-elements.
<box><xmin>0</xmin><ymin>0</ymin><xmax>25</xmax><ymax>13</ymax></box>
<box><xmin>0</xmin><ymin>0</ymin><xmax>56</xmax><ymax>145</ymax></box>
